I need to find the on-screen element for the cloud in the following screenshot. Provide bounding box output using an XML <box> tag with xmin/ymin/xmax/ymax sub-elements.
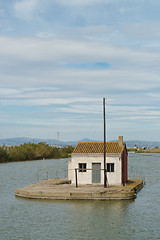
<box><xmin>13</xmin><ymin>0</ymin><xmax>110</xmax><ymax>23</ymax></box>
<box><xmin>121</xmin><ymin>22</ymin><xmax>160</xmax><ymax>45</ymax></box>
<box><xmin>2</xmin><ymin>0</ymin><xmax>160</xmax><ymax>141</ymax></box>
<box><xmin>0</xmin><ymin>36</ymin><xmax>158</xmax><ymax>68</ymax></box>
<box><xmin>64</xmin><ymin>62</ymin><xmax>110</xmax><ymax>69</ymax></box>
<box><xmin>147</xmin><ymin>93</ymin><xmax>160</xmax><ymax>98</ymax></box>
<box><xmin>14</xmin><ymin>0</ymin><xmax>39</xmax><ymax>21</ymax></box>
<box><xmin>0</xmin><ymin>88</ymin><xmax>22</xmax><ymax>96</ymax></box>
<box><xmin>53</xmin><ymin>0</ymin><xmax>110</xmax><ymax>6</ymax></box>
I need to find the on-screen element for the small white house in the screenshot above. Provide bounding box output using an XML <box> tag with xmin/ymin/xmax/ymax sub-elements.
<box><xmin>68</xmin><ymin>136</ymin><xmax>128</xmax><ymax>186</ymax></box>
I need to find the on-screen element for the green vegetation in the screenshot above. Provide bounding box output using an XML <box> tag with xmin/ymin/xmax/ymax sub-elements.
<box><xmin>127</xmin><ymin>148</ymin><xmax>137</xmax><ymax>152</ymax></box>
<box><xmin>0</xmin><ymin>143</ymin><xmax>75</xmax><ymax>163</ymax></box>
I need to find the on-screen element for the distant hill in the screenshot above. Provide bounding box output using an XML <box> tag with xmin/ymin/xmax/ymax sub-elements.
<box><xmin>0</xmin><ymin>137</ymin><xmax>96</xmax><ymax>147</ymax></box>
<box><xmin>125</xmin><ymin>140</ymin><xmax>160</xmax><ymax>148</ymax></box>
<box><xmin>0</xmin><ymin>137</ymin><xmax>160</xmax><ymax>148</ymax></box>
<box><xmin>0</xmin><ymin>137</ymin><xmax>67</xmax><ymax>146</ymax></box>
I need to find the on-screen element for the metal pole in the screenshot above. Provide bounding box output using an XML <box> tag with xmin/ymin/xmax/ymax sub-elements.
<box><xmin>103</xmin><ymin>98</ymin><xmax>107</xmax><ymax>188</ymax></box>
<box><xmin>43</xmin><ymin>157</ymin><xmax>45</xmax><ymax>180</ymax></box>
<box><xmin>57</xmin><ymin>131</ymin><xmax>59</xmax><ymax>148</ymax></box>
<box><xmin>75</xmin><ymin>169</ymin><xmax>78</xmax><ymax>188</ymax></box>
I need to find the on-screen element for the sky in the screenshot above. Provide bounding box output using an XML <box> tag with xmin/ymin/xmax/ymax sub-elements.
<box><xmin>0</xmin><ymin>0</ymin><xmax>160</xmax><ymax>142</ymax></box>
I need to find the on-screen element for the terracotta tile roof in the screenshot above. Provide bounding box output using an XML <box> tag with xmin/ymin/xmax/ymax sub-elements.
<box><xmin>73</xmin><ymin>142</ymin><xmax>124</xmax><ymax>154</ymax></box>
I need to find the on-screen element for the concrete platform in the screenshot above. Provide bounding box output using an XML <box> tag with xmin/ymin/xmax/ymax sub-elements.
<box><xmin>15</xmin><ymin>178</ymin><xmax>143</xmax><ymax>200</ymax></box>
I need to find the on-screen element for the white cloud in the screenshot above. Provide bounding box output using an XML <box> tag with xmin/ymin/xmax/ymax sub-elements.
<box><xmin>122</xmin><ymin>22</ymin><xmax>160</xmax><ymax>43</ymax></box>
<box><xmin>147</xmin><ymin>93</ymin><xmax>160</xmax><ymax>98</ymax></box>
<box><xmin>0</xmin><ymin>95</ymin><xmax>101</xmax><ymax>107</ymax></box>
<box><xmin>0</xmin><ymin>88</ymin><xmax>22</xmax><ymax>95</ymax></box>
<box><xmin>14</xmin><ymin>0</ymin><xmax>39</xmax><ymax>21</ymax></box>
<box><xmin>0</xmin><ymin>36</ymin><xmax>158</xmax><ymax>69</ymax></box>
<box><xmin>13</xmin><ymin>0</ymin><xmax>110</xmax><ymax>23</ymax></box>
<box><xmin>2</xmin><ymin>0</ymin><xmax>160</xmax><ymax>141</ymax></box>
<box><xmin>53</xmin><ymin>0</ymin><xmax>110</xmax><ymax>6</ymax></box>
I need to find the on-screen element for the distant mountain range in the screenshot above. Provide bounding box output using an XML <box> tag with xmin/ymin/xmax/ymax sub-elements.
<box><xmin>0</xmin><ymin>137</ymin><xmax>93</xmax><ymax>147</ymax></box>
<box><xmin>0</xmin><ymin>137</ymin><xmax>160</xmax><ymax>148</ymax></box>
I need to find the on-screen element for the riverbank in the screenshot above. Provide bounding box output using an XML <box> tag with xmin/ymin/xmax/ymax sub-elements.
<box><xmin>127</xmin><ymin>148</ymin><xmax>160</xmax><ymax>153</ymax></box>
<box><xmin>15</xmin><ymin>178</ymin><xmax>143</xmax><ymax>200</ymax></box>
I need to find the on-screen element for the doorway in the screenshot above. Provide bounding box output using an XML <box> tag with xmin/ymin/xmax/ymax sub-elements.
<box><xmin>92</xmin><ymin>163</ymin><xmax>101</xmax><ymax>183</ymax></box>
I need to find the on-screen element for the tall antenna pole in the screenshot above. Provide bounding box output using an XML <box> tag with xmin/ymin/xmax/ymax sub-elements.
<box><xmin>103</xmin><ymin>98</ymin><xmax>107</xmax><ymax>188</ymax></box>
<box><xmin>57</xmin><ymin>131</ymin><xmax>59</xmax><ymax>148</ymax></box>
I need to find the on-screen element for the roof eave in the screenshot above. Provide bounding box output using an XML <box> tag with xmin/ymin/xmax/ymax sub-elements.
<box><xmin>71</xmin><ymin>153</ymin><xmax>122</xmax><ymax>158</ymax></box>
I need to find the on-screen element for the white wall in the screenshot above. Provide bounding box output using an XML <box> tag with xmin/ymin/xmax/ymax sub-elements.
<box><xmin>68</xmin><ymin>154</ymin><xmax>122</xmax><ymax>186</ymax></box>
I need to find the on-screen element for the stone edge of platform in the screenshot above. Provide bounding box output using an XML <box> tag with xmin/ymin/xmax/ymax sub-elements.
<box><xmin>15</xmin><ymin>179</ymin><xmax>143</xmax><ymax>201</ymax></box>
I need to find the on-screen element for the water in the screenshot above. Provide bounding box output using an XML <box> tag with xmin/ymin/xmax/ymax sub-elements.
<box><xmin>0</xmin><ymin>154</ymin><xmax>160</xmax><ymax>240</ymax></box>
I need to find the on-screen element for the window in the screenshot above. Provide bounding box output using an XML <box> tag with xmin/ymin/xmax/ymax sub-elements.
<box><xmin>107</xmin><ymin>163</ymin><xmax>114</xmax><ymax>172</ymax></box>
<box><xmin>79</xmin><ymin>163</ymin><xmax>87</xmax><ymax>172</ymax></box>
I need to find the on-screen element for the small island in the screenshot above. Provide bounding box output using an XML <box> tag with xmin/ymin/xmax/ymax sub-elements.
<box><xmin>15</xmin><ymin>136</ymin><xmax>144</xmax><ymax>201</ymax></box>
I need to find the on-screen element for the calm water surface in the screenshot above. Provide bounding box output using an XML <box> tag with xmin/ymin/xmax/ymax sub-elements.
<box><xmin>0</xmin><ymin>154</ymin><xmax>160</xmax><ymax>240</ymax></box>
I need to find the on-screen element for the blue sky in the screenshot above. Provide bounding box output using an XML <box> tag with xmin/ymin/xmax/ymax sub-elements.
<box><xmin>1</xmin><ymin>0</ymin><xmax>160</xmax><ymax>142</ymax></box>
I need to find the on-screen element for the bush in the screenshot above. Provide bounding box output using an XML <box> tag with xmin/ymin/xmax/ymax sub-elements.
<box><xmin>0</xmin><ymin>145</ymin><xmax>9</xmax><ymax>162</ymax></box>
<box><xmin>0</xmin><ymin>143</ymin><xmax>75</xmax><ymax>163</ymax></box>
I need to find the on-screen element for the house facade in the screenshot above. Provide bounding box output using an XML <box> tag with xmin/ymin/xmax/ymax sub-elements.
<box><xmin>68</xmin><ymin>136</ymin><xmax>128</xmax><ymax>186</ymax></box>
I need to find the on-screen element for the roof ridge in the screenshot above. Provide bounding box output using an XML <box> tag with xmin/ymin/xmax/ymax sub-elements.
<box><xmin>74</xmin><ymin>141</ymin><xmax>125</xmax><ymax>154</ymax></box>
